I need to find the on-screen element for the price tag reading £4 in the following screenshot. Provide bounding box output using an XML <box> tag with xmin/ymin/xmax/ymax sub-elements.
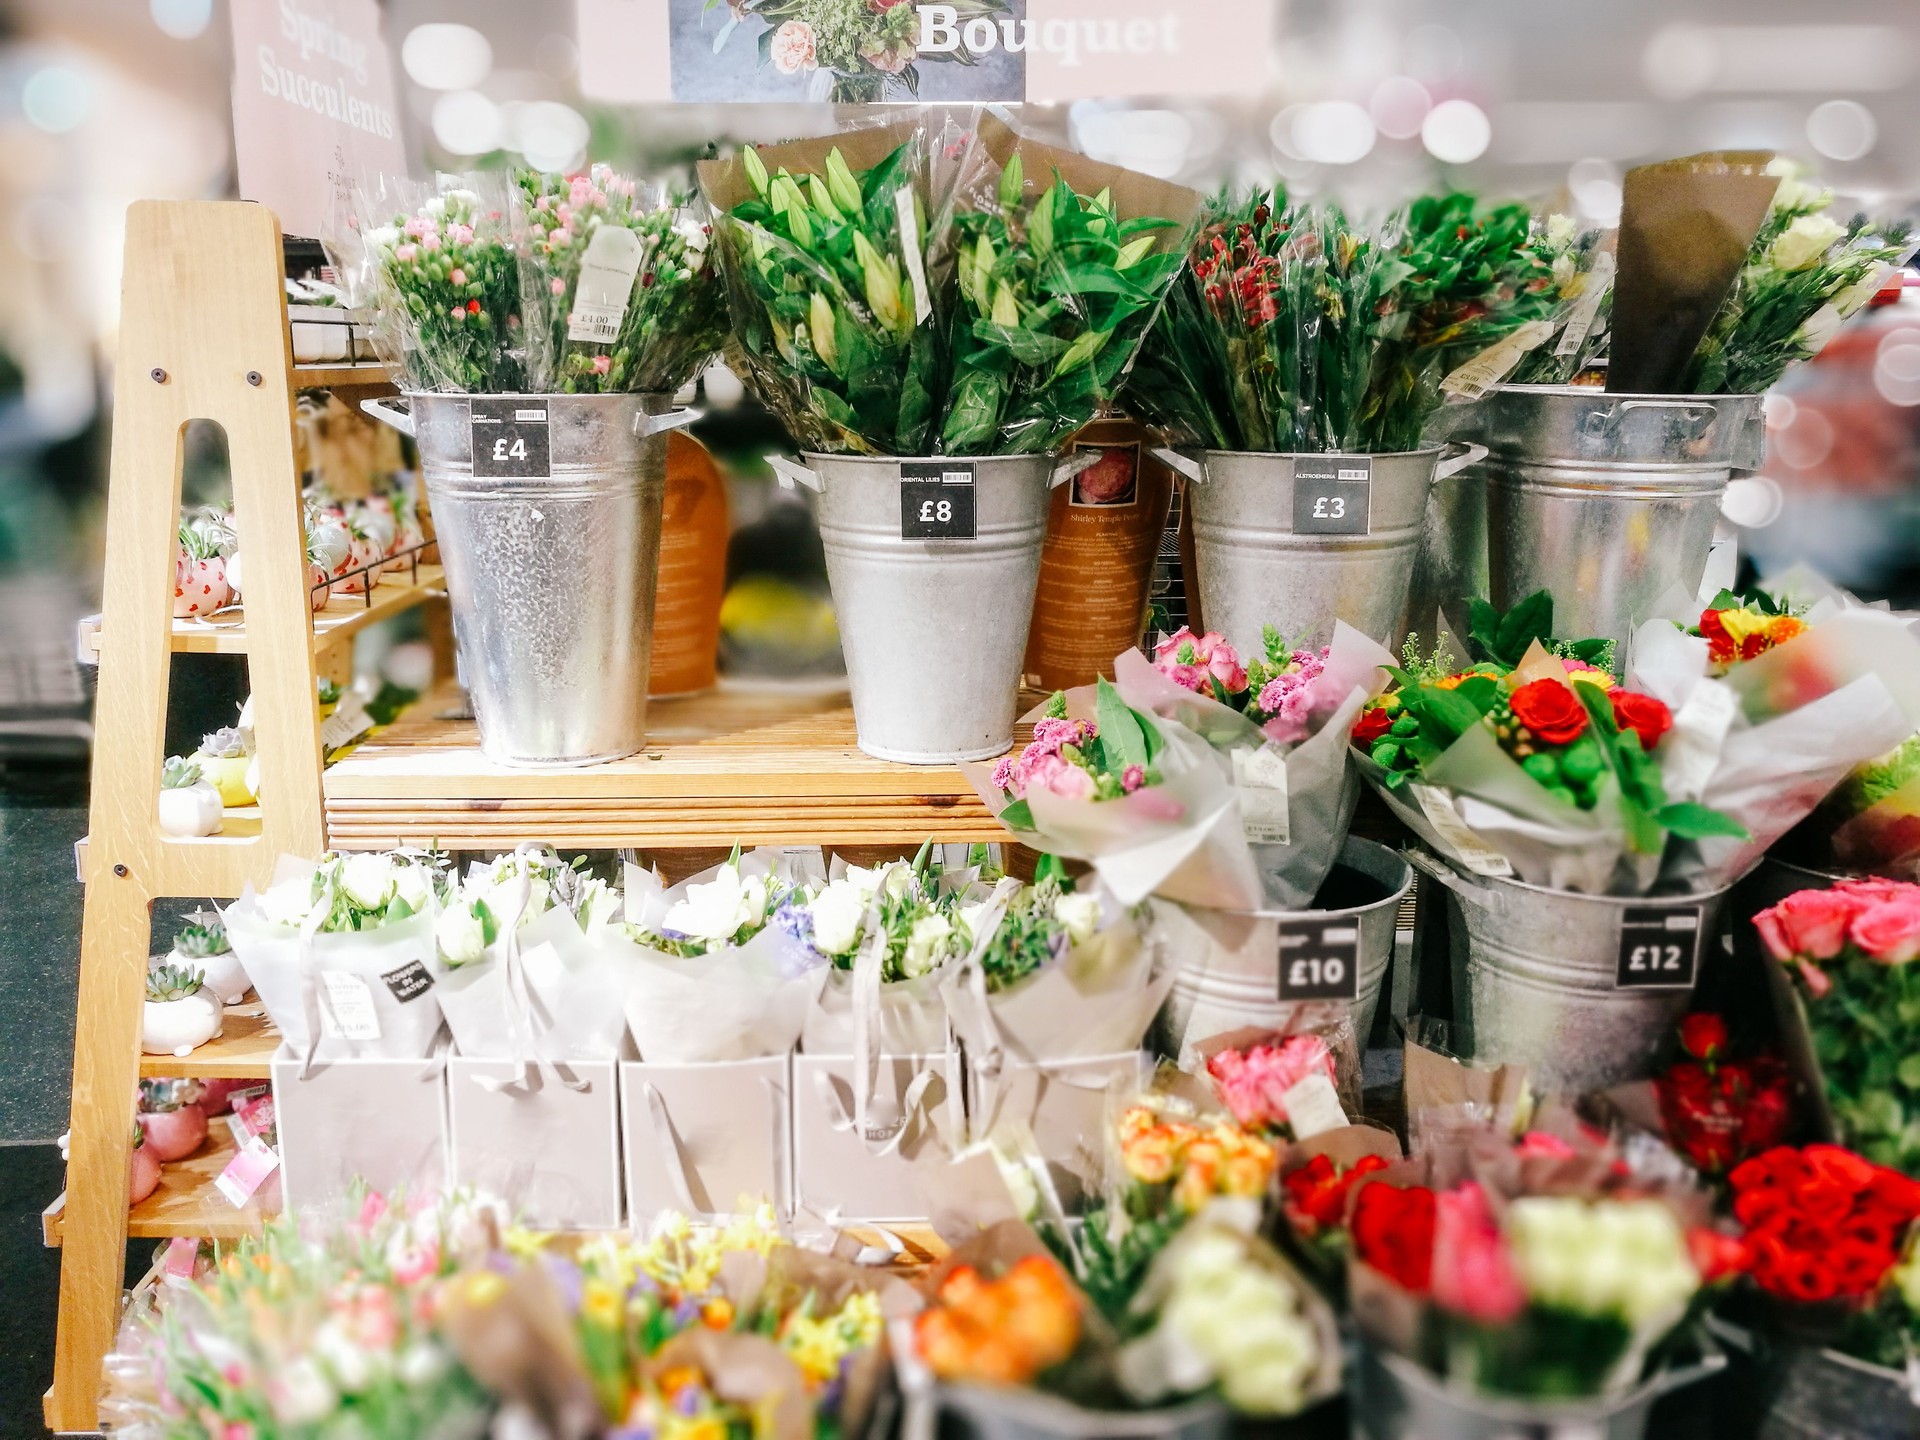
<box><xmin>1293</xmin><ymin>456</ymin><xmax>1371</xmax><ymax>536</ymax></box>
<box><xmin>1278</xmin><ymin>921</ymin><xmax>1361</xmax><ymax>1003</ymax></box>
<box><xmin>470</xmin><ymin>397</ymin><xmax>551</xmax><ymax>479</ymax></box>
<box><xmin>565</xmin><ymin>224</ymin><xmax>645</xmax><ymax>344</ymax></box>
<box><xmin>900</xmin><ymin>461</ymin><xmax>977</xmax><ymax>540</ymax></box>
<box><xmin>1616</xmin><ymin>906</ymin><xmax>1704</xmax><ymax>991</ymax></box>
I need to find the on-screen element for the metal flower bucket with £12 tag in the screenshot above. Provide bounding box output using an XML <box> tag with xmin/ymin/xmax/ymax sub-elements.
<box><xmin>770</xmin><ymin>452</ymin><xmax>1091</xmax><ymax>765</ymax></box>
<box><xmin>1153</xmin><ymin>444</ymin><xmax>1486</xmax><ymax>658</ymax></box>
<box><xmin>362</xmin><ymin>392</ymin><xmax>697</xmax><ymax>767</ymax></box>
<box><xmin>1409</xmin><ymin>849</ymin><xmax>1737</xmax><ymax>1094</ymax></box>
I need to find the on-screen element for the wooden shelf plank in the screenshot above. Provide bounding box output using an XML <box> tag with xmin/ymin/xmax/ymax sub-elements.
<box><xmin>323</xmin><ymin>682</ymin><xmax>1027</xmax><ymax>850</ymax></box>
<box><xmin>291</xmin><ymin>362</ymin><xmax>396</xmax><ymax>392</ymax></box>
<box><xmin>138</xmin><ymin>1006</ymin><xmax>278</xmax><ymax>1080</ymax></box>
<box><xmin>85</xmin><ymin>565</ymin><xmax>446</xmax><ymax>658</ymax></box>
<box><xmin>45</xmin><ymin>1127</ymin><xmax>277</xmax><ymax>1247</ymax></box>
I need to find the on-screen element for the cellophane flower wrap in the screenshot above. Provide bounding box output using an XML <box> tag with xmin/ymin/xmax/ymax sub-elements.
<box><xmin>429</xmin><ymin>846</ymin><xmax>627</xmax><ymax>1064</ymax></box>
<box><xmin>1680</xmin><ymin>160</ymin><xmax>1916</xmax><ymax>396</ymax></box>
<box><xmin>607</xmin><ymin>846</ymin><xmax>828</xmax><ymax>1064</ymax></box>
<box><xmin>1650</xmin><ymin>1014</ymin><xmax>1792</xmax><ymax>1178</ymax></box>
<box><xmin>935</xmin><ymin>113</ymin><xmax>1199</xmax><ymax>455</ymax></box>
<box><xmin>1354</xmin><ymin>594</ymin><xmax>1747</xmax><ymax>895</ymax></box>
<box><xmin>965</xmin><ymin>679</ymin><xmax>1264</xmax><ymax>909</ymax></box>
<box><xmin>1115</xmin><ymin>619</ymin><xmax>1394</xmax><ymax>906</ymax></box>
<box><xmin>225</xmin><ymin>850</ymin><xmax>448</xmax><ymax>1061</ymax></box>
<box><xmin>1626</xmin><ymin>578</ymin><xmax>1920</xmax><ymax>892</ymax></box>
<box><xmin>515</xmin><ymin>164</ymin><xmax>726</xmax><ymax>395</ymax></box>
<box><xmin>347</xmin><ymin>174</ymin><xmax>524</xmax><ymax>393</ymax></box>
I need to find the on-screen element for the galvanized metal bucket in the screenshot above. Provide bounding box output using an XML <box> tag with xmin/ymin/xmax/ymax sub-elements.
<box><xmin>1705</xmin><ymin>1318</ymin><xmax>1919</xmax><ymax>1440</ymax></box>
<box><xmin>1410</xmin><ymin>850</ymin><xmax>1736</xmax><ymax>1094</ymax></box>
<box><xmin>1353</xmin><ymin>1338</ymin><xmax>1725</xmax><ymax>1440</ymax></box>
<box><xmin>362</xmin><ymin>393</ymin><xmax>695</xmax><ymax>767</ymax></box>
<box><xmin>1151</xmin><ymin>837</ymin><xmax>1412</xmax><ymax>1066</ymax></box>
<box><xmin>931</xmin><ymin>1383</ymin><xmax>1232</xmax><ymax>1440</ymax></box>
<box><xmin>770</xmin><ymin>453</ymin><xmax>1078</xmax><ymax>765</ymax></box>
<box><xmin>1152</xmin><ymin>444</ymin><xmax>1486</xmax><ymax>656</ymax></box>
<box><xmin>1449</xmin><ymin>385</ymin><xmax>1766</xmax><ymax>654</ymax></box>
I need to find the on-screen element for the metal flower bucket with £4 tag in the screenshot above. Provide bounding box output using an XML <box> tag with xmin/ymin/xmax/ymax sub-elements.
<box><xmin>362</xmin><ymin>392</ymin><xmax>697</xmax><ymax>767</ymax></box>
<box><xmin>1432</xmin><ymin>384</ymin><xmax>1766</xmax><ymax>655</ymax></box>
<box><xmin>1152</xmin><ymin>444</ymin><xmax>1487</xmax><ymax>658</ymax></box>
<box><xmin>770</xmin><ymin>452</ymin><xmax>1089</xmax><ymax>765</ymax></box>
<box><xmin>1409</xmin><ymin>850</ymin><xmax>1737</xmax><ymax>1094</ymax></box>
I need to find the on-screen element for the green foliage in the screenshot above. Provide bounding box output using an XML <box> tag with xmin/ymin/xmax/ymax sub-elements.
<box><xmin>161</xmin><ymin>756</ymin><xmax>203</xmax><ymax>790</ymax></box>
<box><xmin>172</xmin><ymin>920</ymin><xmax>230</xmax><ymax>959</ymax></box>
<box><xmin>1467</xmin><ymin>592</ymin><xmax>1615</xmax><ymax>672</ymax></box>
<box><xmin>1795</xmin><ymin>951</ymin><xmax>1920</xmax><ymax>1177</ymax></box>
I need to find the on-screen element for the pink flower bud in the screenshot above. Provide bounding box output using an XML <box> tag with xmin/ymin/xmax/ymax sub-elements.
<box><xmin>592</xmin><ymin>355</ymin><xmax>613</xmax><ymax>375</ymax></box>
<box><xmin>394</xmin><ymin>243</ymin><xmax>416</xmax><ymax>262</ymax></box>
<box><xmin>550</xmin><ymin>277</ymin><xmax>566</xmax><ymax>295</ymax></box>
<box><xmin>449</xmin><ymin>268</ymin><xmax>466</xmax><ymax>286</ymax></box>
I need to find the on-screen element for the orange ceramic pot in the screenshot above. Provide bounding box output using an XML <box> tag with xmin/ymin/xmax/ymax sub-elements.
<box><xmin>649</xmin><ymin>431</ymin><xmax>731</xmax><ymax>697</ymax></box>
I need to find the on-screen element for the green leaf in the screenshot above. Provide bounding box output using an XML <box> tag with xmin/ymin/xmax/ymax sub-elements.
<box><xmin>998</xmin><ymin>798</ymin><xmax>1035</xmax><ymax>831</ymax></box>
<box><xmin>998</xmin><ymin>151</ymin><xmax>1025</xmax><ymax>213</ymax></box>
<box><xmin>1095</xmin><ymin>678</ymin><xmax>1149</xmax><ymax>774</ymax></box>
<box><xmin>1655</xmin><ymin>802</ymin><xmax>1753</xmax><ymax>841</ymax></box>
<box><xmin>743</xmin><ymin>146</ymin><xmax>769</xmax><ymax>197</ymax></box>
<box><xmin>1405</xmin><ymin>683</ymin><xmax>1485</xmax><ymax>743</ymax></box>
<box><xmin>1898</xmin><ymin>1054</ymin><xmax>1920</xmax><ymax>1091</ymax></box>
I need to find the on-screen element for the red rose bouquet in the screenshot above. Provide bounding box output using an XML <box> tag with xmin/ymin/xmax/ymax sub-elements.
<box><xmin>1754</xmin><ymin>881</ymin><xmax>1920</xmax><ymax>1175</ymax></box>
<box><xmin>1652</xmin><ymin>1014</ymin><xmax>1793</xmax><ymax>1177</ymax></box>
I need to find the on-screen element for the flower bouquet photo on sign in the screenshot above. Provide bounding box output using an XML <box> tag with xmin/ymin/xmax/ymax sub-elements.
<box><xmin>677</xmin><ymin>0</ymin><xmax>1024</xmax><ymax>103</ymax></box>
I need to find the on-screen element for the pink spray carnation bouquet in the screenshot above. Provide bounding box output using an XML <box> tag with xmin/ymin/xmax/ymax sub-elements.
<box><xmin>1151</xmin><ymin>626</ymin><xmax>1335</xmax><ymax>747</ymax></box>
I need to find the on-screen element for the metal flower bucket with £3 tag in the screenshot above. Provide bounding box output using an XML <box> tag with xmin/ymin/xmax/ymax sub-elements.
<box><xmin>1153</xmin><ymin>444</ymin><xmax>1487</xmax><ymax>658</ymax></box>
<box><xmin>1410</xmin><ymin>850</ymin><xmax>1737</xmax><ymax>1094</ymax></box>
<box><xmin>770</xmin><ymin>452</ymin><xmax>1088</xmax><ymax>765</ymax></box>
<box><xmin>1432</xmin><ymin>384</ymin><xmax>1766</xmax><ymax>656</ymax></box>
<box><xmin>362</xmin><ymin>392</ymin><xmax>697</xmax><ymax>767</ymax></box>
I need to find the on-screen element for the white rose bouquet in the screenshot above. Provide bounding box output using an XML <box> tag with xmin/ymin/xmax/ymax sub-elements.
<box><xmin>610</xmin><ymin>847</ymin><xmax>830</xmax><ymax>1064</ymax></box>
<box><xmin>226</xmin><ymin>851</ymin><xmax>449</xmax><ymax>1062</ymax></box>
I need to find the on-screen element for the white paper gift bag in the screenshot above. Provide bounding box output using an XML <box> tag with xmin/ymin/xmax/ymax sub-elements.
<box><xmin>803</xmin><ymin>967</ymin><xmax>951</xmax><ymax>1056</ymax></box>
<box><xmin>448</xmin><ymin>1056</ymin><xmax>623</xmax><ymax>1229</ymax></box>
<box><xmin>792</xmin><ymin>1050</ymin><xmax>963</xmax><ymax>1223</ymax></box>
<box><xmin>967</xmin><ymin>1051</ymin><xmax>1151</xmax><ymax>1211</ymax></box>
<box><xmin>621</xmin><ymin>1054</ymin><xmax>791</xmax><ymax>1220</ymax></box>
<box><xmin>272</xmin><ymin>1042</ymin><xmax>449</xmax><ymax>1215</ymax></box>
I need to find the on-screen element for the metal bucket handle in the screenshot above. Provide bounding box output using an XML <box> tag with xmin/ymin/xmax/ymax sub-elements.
<box><xmin>1581</xmin><ymin>396</ymin><xmax>1719</xmax><ymax>443</ymax></box>
<box><xmin>767</xmin><ymin>453</ymin><xmax>1089</xmax><ymax>493</ymax></box>
<box><xmin>1151</xmin><ymin>446</ymin><xmax>1206</xmax><ymax>483</ymax></box>
<box><xmin>360</xmin><ymin>396</ymin><xmax>414</xmax><ymax>437</ymax></box>
<box><xmin>633</xmin><ymin>407</ymin><xmax>701</xmax><ymax>439</ymax></box>
<box><xmin>1434</xmin><ymin>441</ymin><xmax>1489</xmax><ymax>480</ymax></box>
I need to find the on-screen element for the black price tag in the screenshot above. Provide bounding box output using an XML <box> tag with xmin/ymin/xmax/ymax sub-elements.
<box><xmin>1278</xmin><ymin>921</ymin><xmax>1362</xmax><ymax>1002</ymax></box>
<box><xmin>469</xmin><ymin>398</ymin><xmax>551</xmax><ymax>478</ymax></box>
<box><xmin>381</xmin><ymin>959</ymin><xmax>435</xmax><ymax>1005</ymax></box>
<box><xmin>900</xmin><ymin>461</ymin><xmax>977</xmax><ymax>540</ymax></box>
<box><xmin>1615</xmin><ymin>906</ymin><xmax>1703</xmax><ymax>990</ymax></box>
<box><xmin>1293</xmin><ymin>455</ymin><xmax>1372</xmax><ymax>535</ymax></box>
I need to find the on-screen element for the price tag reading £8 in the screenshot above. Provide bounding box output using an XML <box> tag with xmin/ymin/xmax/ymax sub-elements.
<box><xmin>900</xmin><ymin>461</ymin><xmax>977</xmax><ymax>540</ymax></box>
<box><xmin>1293</xmin><ymin>456</ymin><xmax>1371</xmax><ymax>536</ymax></box>
<box><xmin>1616</xmin><ymin>906</ymin><xmax>1704</xmax><ymax>990</ymax></box>
<box><xmin>1277</xmin><ymin>921</ymin><xmax>1362</xmax><ymax>1003</ymax></box>
<box><xmin>469</xmin><ymin>397</ymin><xmax>551</xmax><ymax>479</ymax></box>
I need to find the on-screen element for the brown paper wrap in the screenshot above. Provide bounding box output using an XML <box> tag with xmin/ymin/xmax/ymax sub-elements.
<box><xmin>970</xmin><ymin>113</ymin><xmax>1202</xmax><ymax>234</ymax></box>
<box><xmin>648</xmin><ymin>1328</ymin><xmax>815</xmax><ymax>1440</ymax></box>
<box><xmin>435</xmin><ymin>1266</ymin><xmax>603</xmax><ymax>1440</ymax></box>
<box><xmin>697</xmin><ymin>117</ymin><xmax>930</xmax><ymax>217</ymax></box>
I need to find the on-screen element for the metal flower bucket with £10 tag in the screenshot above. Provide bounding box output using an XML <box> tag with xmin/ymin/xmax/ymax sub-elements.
<box><xmin>362</xmin><ymin>392</ymin><xmax>697</xmax><ymax>767</ymax></box>
<box><xmin>770</xmin><ymin>452</ymin><xmax>1090</xmax><ymax>765</ymax></box>
<box><xmin>1153</xmin><ymin>444</ymin><xmax>1486</xmax><ymax>658</ymax></box>
<box><xmin>1435</xmin><ymin>384</ymin><xmax>1766</xmax><ymax>656</ymax></box>
<box><xmin>1409</xmin><ymin>849</ymin><xmax>1737</xmax><ymax>1095</ymax></box>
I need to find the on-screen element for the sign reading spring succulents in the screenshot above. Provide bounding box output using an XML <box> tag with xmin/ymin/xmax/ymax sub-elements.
<box><xmin>1293</xmin><ymin>456</ymin><xmax>1373</xmax><ymax>536</ymax></box>
<box><xmin>1615</xmin><ymin>906</ymin><xmax>1703</xmax><ymax>990</ymax></box>
<box><xmin>469</xmin><ymin>399</ymin><xmax>552</xmax><ymax>480</ymax></box>
<box><xmin>900</xmin><ymin>462</ymin><xmax>977</xmax><ymax>540</ymax></box>
<box><xmin>1276</xmin><ymin>921</ymin><xmax>1361</xmax><ymax>1003</ymax></box>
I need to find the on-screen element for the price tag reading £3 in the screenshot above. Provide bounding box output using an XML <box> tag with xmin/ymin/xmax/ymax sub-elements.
<box><xmin>1293</xmin><ymin>456</ymin><xmax>1371</xmax><ymax>536</ymax></box>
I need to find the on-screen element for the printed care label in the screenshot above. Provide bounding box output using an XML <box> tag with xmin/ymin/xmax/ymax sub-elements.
<box><xmin>214</xmin><ymin>1134</ymin><xmax>282</xmax><ymax>1208</ymax></box>
<box><xmin>896</xmin><ymin>187</ymin><xmax>934</xmax><ymax>325</ymax></box>
<box><xmin>1292</xmin><ymin>456</ymin><xmax>1371</xmax><ymax>536</ymax></box>
<box><xmin>1615</xmin><ymin>906</ymin><xmax>1704</xmax><ymax>990</ymax></box>
<box><xmin>1412</xmin><ymin>785</ymin><xmax>1515</xmax><ymax>878</ymax></box>
<box><xmin>1555</xmin><ymin>252</ymin><xmax>1616</xmax><ymax>358</ymax></box>
<box><xmin>1440</xmin><ymin>319</ymin><xmax>1557</xmax><ymax>400</ymax></box>
<box><xmin>381</xmin><ymin>958</ymin><xmax>435</xmax><ymax>1004</ymax></box>
<box><xmin>163</xmin><ymin>1236</ymin><xmax>200</xmax><ymax>1280</ymax></box>
<box><xmin>1232</xmin><ymin>744</ymin><xmax>1291</xmax><ymax>844</ymax></box>
<box><xmin>1277</xmin><ymin>921</ymin><xmax>1361</xmax><ymax>1003</ymax></box>
<box><xmin>900</xmin><ymin>461</ymin><xmax>977</xmax><ymax>540</ymax></box>
<box><xmin>566</xmin><ymin>225</ymin><xmax>646</xmax><ymax>343</ymax></box>
<box><xmin>320</xmin><ymin>970</ymin><xmax>382</xmax><ymax>1041</ymax></box>
<box><xmin>1281</xmin><ymin>1072</ymin><xmax>1348</xmax><ymax>1139</ymax></box>
<box><xmin>470</xmin><ymin>398</ymin><xmax>552</xmax><ymax>479</ymax></box>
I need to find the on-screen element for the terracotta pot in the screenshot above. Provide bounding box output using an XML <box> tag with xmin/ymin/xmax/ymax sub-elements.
<box><xmin>1021</xmin><ymin>418</ymin><xmax>1175</xmax><ymax>692</ymax></box>
<box><xmin>649</xmin><ymin>431</ymin><xmax>730</xmax><ymax>698</ymax></box>
<box><xmin>139</xmin><ymin>1104</ymin><xmax>208</xmax><ymax>1162</ymax></box>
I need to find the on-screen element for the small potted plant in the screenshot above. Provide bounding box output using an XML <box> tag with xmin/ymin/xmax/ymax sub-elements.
<box><xmin>172</xmin><ymin>521</ymin><xmax>229</xmax><ymax>619</ymax></box>
<box><xmin>156</xmin><ymin>757</ymin><xmax>222</xmax><ymax>838</ymax></box>
<box><xmin>141</xmin><ymin>964</ymin><xmax>222</xmax><ymax>1057</ymax></box>
<box><xmin>191</xmin><ymin>727</ymin><xmax>254</xmax><ymax>807</ymax></box>
<box><xmin>128</xmin><ymin>1123</ymin><xmax>161</xmax><ymax>1205</ymax></box>
<box><xmin>165</xmin><ymin>915</ymin><xmax>247</xmax><ymax>1004</ymax></box>
<box><xmin>137</xmin><ymin>1078</ymin><xmax>208</xmax><ymax>1162</ymax></box>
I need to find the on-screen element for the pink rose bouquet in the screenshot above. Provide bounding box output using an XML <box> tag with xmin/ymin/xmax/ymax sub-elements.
<box><xmin>1205</xmin><ymin>1035</ymin><xmax>1338</xmax><ymax>1136</ymax></box>
<box><xmin>1754</xmin><ymin>880</ymin><xmax>1920</xmax><ymax>1174</ymax></box>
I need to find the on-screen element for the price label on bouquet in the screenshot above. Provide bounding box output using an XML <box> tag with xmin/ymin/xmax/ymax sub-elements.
<box><xmin>900</xmin><ymin>462</ymin><xmax>977</xmax><ymax>540</ymax></box>
<box><xmin>470</xmin><ymin>398</ymin><xmax>551</xmax><ymax>479</ymax></box>
<box><xmin>1277</xmin><ymin>921</ymin><xmax>1361</xmax><ymax>1002</ymax></box>
<box><xmin>1293</xmin><ymin>456</ymin><xmax>1371</xmax><ymax>536</ymax></box>
<box><xmin>1615</xmin><ymin>906</ymin><xmax>1704</xmax><ymax>990</ymax></box>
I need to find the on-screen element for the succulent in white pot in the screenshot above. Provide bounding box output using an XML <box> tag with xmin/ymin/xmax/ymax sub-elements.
<box><xmin>166</xmin><ymin>916</ymin><xmax>247</xmax><ymax>1003</ymax></box>
<box><xmin>137</xmin><ymin>1078</ymin><xmax>208</xmax><ymax>1162</ymax></box>
<box><xmin>141</xmin><ymin>964</ymin><xmax>223</xmax><ymax>1057</ymax></box>
<box><xmin>157</xmin><ymin>757</ymin><xmax>222</xmax><ymax>838</ymax></box>
<box><xmin>192</xmin><ymin>726</ymin><xmax>255</xmax><ymax>807</ymax></box>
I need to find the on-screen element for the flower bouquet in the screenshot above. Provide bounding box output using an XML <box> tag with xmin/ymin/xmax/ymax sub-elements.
<box><xmin>515</xmin><ymin>164</ymin><xmax>726</xmax><ymax>396</ymax></box>
<box><xmin>1650</xmin><ymin>1014</ymin><xmax>1793</xmax><ymax>1179</ymax></box>
<box><xmin>1114</xmin><ymin>619</ymin><xmax>1395</xmax><ymax>906</ymax></box>
<box><xmin>225</xmin><ymin>851</ymin><xmax>449</xmax><ymax>1062</ymax></box>
<box><xmin>607</xmin><ymin>845</ymin><xmax>828</xmax><ymax>1064</ymax></box>
<box><xmin>709</xmin><ymin>0</ymin><xmax>1013</xmax><ymax>103</ymax></box>
<box><xmin>966</xmin><ymin>681</ymin><xmax>1264</xmax><ymax>910</ymax></box>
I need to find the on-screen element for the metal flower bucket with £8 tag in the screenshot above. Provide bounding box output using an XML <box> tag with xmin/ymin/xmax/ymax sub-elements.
<box><xmin>770</xmin><ymin>452</ymin><xmax>1090</xmax><ymax>765</ymax></box>
<box><xmin>1152</xmin><ymin>444</ymin><xmax>1487</xmax><ymax>658</ymax></box>
<box><xmin>362</xmin><ymin>392</ymin><xmax>697</xmax><ymax>767</ymax></box>
<box><xmin>1409</xmin><ymin>850</ymin><xmax>1737</xmax><ymax>1094</ymax></box>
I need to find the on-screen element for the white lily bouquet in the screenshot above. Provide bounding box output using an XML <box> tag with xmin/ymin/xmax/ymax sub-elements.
<box><xmin>225</xmin><ymin>851</ymin><xmax>447</xmax><ymax>1062</ymax></box>
<box><xmin>1115</xmin><ymin>621</ymin><xmax>1396</xmax><ymax>908</ymax></box>
<box><xmin>431</xmin><ymin>845</ymin><xmax>626</xmax><ymax>1065</ymax></box>
<box><xmin>610</xmin><ymin>846</ymin><xmax>829</xmax><ymax>1065</ymax></box>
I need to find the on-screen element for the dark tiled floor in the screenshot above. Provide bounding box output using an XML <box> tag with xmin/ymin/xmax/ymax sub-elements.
<box><xmin>0</xmin><ymin>1144</ymin><xmax>63</xmax><ymax>1436</ymax></box>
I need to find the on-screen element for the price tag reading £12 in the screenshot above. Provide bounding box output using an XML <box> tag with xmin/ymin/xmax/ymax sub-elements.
<box><xmin>1615</xmin><ymin>906</ymin><xmax>1704</xmax><ymax>990</ymax></box>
